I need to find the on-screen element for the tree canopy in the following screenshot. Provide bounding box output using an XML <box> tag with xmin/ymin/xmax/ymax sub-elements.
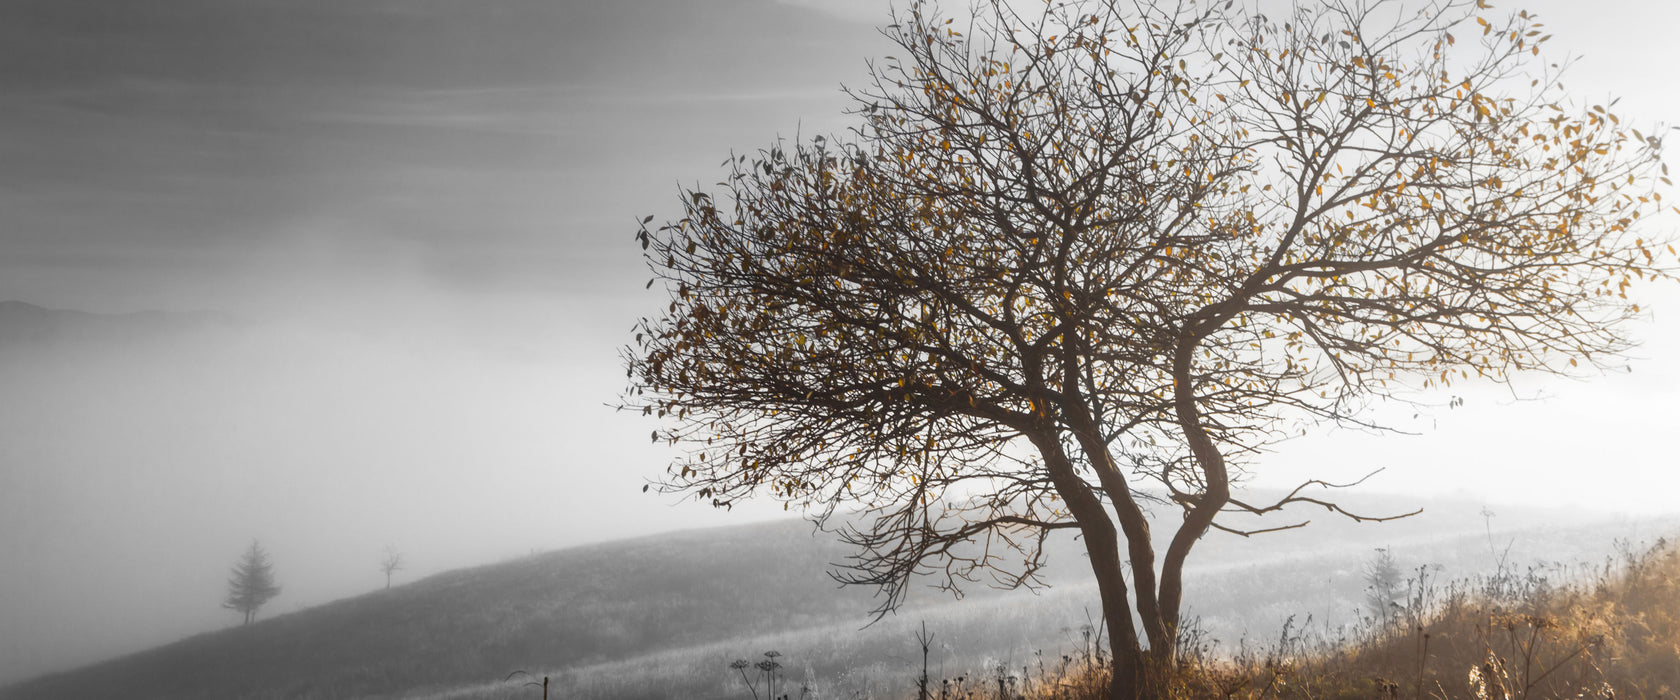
<box><xmin>624</xmin><ymin>0</ymin><xmax>1672</xmax><ymax>696</ymax></box>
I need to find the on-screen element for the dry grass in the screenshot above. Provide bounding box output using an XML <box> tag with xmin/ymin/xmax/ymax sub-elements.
<box><xmin>976</xmin><ymin>537</ymin><xmax>1680</xmax><ymax>700</ymax></box>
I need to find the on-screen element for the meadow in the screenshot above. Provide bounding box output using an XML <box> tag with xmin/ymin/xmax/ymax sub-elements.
<box><xmin>449</xmin><ymin>515</ymin><xmax>1677</xmax><ymax>700</ymax></box>
<box><xmin>1</xmin><ymin>497</ymin><xmax>1669</xmax><ymax>700</ymax></box>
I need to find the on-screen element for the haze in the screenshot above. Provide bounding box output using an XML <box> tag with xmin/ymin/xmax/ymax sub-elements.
<box><xmin>2</xmin><ymin>0</ymin><xmax>1677</xmax><ymax>687</ymax></box>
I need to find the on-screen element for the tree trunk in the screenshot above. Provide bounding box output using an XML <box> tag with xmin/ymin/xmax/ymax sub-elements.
<box><xmin>1026</xmin><ymin>431</ymin><xmax>1148</xmax><ymax>699</ymax></box>
<box><xmin>1088</xmin><ymin>525</ymin><xmax>1142</xmax><ymax>699</ymax></box>
<box><xmin>1141</xmin><ymin>332</ymin><xmax>1238</xmax><ymax>691</ymax></box>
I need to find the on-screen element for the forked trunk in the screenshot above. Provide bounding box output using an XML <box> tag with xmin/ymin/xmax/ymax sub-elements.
<box><xmin>1027</xmin><ymin>431</ymin><xmax>1151</xmax><ymax>698</ymax></box>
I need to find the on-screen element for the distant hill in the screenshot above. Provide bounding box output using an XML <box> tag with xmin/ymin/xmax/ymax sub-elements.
<box><xmin>1</xmin><ymin>501</ymin><xmax>1667</xmax><ymax>700</ymax></box>
<box><xmin>0</xmin><ymin>301</ymin><xmax>236</xmax><ymax>352</ymax></box>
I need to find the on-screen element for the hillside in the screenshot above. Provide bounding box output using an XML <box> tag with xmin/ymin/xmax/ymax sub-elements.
<box><xmin>0</xmin><ymin>301</ymin><xmax>235</xmax><ymax>351</ymax></box>
<box><xmin>1</xmin><ymin>500</ymin><xmax>1668</xmax><ymax>700</ymax></box>
<box><xmin>0</xmin><ymin>519</ymin><xmax>864</xmax><ymax>700</ymax></box>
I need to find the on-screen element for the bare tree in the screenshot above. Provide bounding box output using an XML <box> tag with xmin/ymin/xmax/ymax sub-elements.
<box><xmin>223</xmin><ymin>540</ymin><xmax>281</xmax><ymax>626</ymax></box>
<box><xmin>624</xmin><ymin>0</ymin><xmax>1671</xmax><ymax>696</ymax></box>
<box><xmin>380</xmin><ymin>546</ymin><xmax>405</xmax><ymax>590</ymax></box>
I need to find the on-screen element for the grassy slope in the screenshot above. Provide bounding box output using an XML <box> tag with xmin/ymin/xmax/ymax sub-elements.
<box><xmin>1332</xmin><ymin>538</ymin><xmax>1680</xmax><ymax>699</ymax></box>
<box><xmin>1132</xmin><ymin>536</ymin><xmax>1680</xmax><ymax>700</ymax></box>
<box><xmin>1</xmin><ymin>502</ymin><xmax>1664</xmax><ymax>700</ymax></box>
<box><xmin>0</xmin><ymin>519</ymin><xmax>868</xmax><ymax>700</ymax></box>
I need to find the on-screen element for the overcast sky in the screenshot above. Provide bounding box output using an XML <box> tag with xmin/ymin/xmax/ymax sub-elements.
<box><xmin>2</xmin><ymin>0</ymin><xmax>1679</xmax><ymax>686</ymax></box>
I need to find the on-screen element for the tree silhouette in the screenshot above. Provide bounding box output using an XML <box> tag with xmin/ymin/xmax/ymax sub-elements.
<box><xmin>380</xmin><ymin>546</ymin><xmax>405</xmax><ymax>590</ymax></box>
<box><xmin>1364</xmin><ymin>547</ymin><xmax>1404</xmax><ymax>629</ymax></box>
<box><xmin>625</xmin><ymin>0</ymin><xmax>1672</xmax><ymax>696</ymax></box>
<box><xmin>223</xmin><ymin>540</ymin><xmax>281</xmax><ymax>626</ymax></box>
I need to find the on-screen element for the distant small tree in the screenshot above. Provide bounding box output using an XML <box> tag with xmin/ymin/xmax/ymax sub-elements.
<box><xmin>223</xmin><ymin>540</ymin><xmax>281</xmax><ymax>625</ymax></box>
<box><xmin>1364</xmin><ymin>547</ymin><xmax>1403</xmax><ymax>629</ymax></box>
<box><xmin>380</xmin><ymin>546</ymin><xmax>405</xmax><ymax>590</ymax></box>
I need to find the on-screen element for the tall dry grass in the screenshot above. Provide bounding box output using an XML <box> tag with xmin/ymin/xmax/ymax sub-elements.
<box><xmin>982</xmin><ymin>537</ymin><xmax>1680</xmax><ymax>700</ymax></box>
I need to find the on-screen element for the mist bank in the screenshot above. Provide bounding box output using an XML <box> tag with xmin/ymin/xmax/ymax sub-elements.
<box><xmin>0</xmin><ymin>300</ymin><xmax>773</xmax><ymax>686</ymax></box>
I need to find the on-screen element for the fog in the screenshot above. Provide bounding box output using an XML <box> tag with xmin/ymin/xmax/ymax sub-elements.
<box><xmin>2</xmin><ymin>0</ymin><xmax>1679</xmax><ymax>688</ymax></box>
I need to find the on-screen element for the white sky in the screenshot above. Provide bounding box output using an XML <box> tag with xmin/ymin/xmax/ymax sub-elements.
<box><xmin>1</xmin><ymin>0</ymin><xmax>1678</xmax><ymax>687</ymax></box>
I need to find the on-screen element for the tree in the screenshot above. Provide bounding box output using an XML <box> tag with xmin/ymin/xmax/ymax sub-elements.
<box><xmin>223</xmin><ymin>540</ymin><xmax>281</xmax><ymax>626</ymax></box>
<box><xmin>1363</xmin><ymin>546</ymin><xmax>1403</xmax><ymax>630</ymax></box>
<box><xmin>624</xmin><ymin>0</ymin><xmax>1672</xmax><ymax>696</ymax></box>
<box><xmin>380</xmin><ymin>546</ymin><xmax>405</xmax><ymax>590</ymax></box>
